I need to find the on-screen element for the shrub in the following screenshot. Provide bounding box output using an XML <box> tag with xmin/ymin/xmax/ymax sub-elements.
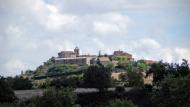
<box><xmin>0</xmin><ymin>77</ymin><xmax>16</xmax><ymax>103</ymax></box>
<box><xmin>25</xmin><ymin>87</ymin><xmax>77</xmax><ymax>107</ymax></box>
<box><xmin>83</xmin><ymin>65</ymin><xmax>111</xmax><ymax>92</ymax></box>
<box><xmin>115</xmin><ymin>86</ymin><xmax>125</xmax><ymax>93</ymax></box>
<box><xmin>106</xmin><ymin>99</ymin><xmax>137</xmax><ymax>107</ymax></box>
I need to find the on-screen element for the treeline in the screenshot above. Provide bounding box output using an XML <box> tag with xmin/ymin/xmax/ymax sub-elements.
<box><xmin>149</xmin><ymin>59</ymin><xmax>190</xmax><ymax>107</ymax></box>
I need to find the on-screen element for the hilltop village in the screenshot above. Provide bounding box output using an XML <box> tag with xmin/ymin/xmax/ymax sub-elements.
<box><xmin>51</xmin><ymin>47</ymin><xmax>154</xmax><ymax>84</ymax></box>
<box><xmin>55</xmin><ymin>46</ymin><xmax>134</xmax><ymax>66</ymax></box>
<box><xmin>55</xmin><ymin>46</ymin><xmax>154</xmax><ymax>66</ymax></box>
<box><xmin>24</xmin><ymin>47</ymin><xmax>155</xmax><ymax>86</ymax></box>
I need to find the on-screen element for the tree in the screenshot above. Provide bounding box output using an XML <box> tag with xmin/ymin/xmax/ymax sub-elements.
<box><xmin>137</xmin><ymin>61</ymin><xmax>149</xmax><ymax>72</ymax></box>
<box><xmin>126</xmin><ymin>70</ymin><xmax>144</xmax><ymax>87</ymax></box>
<box><xmin>117</xmin><ymin>62</ymin><xmax>144</xmax><ymax>87</ymax></box>
<box><xmin>148</xmin><ymin>59</ymin><xmax>190</xmax><ymax>86</ymax></box>
<box><xmin>50</xmin><ymin>76</ymin><xmax>83</xmax><ymax>88</ymax></box>
<box><xmin>47</xmin><ymin>64</ymin><xmax>77</xmax><ymax>75</ymax></box>
<box><xmin>26</xmin><ymin>88</ymin><xmax>78</xmax><ymax>107</ymax></box>
<box><xmin>106</xmin><ymin>99</ymin><xmax>137</xmax><ymax>107</ymax></box>
<box><xmin>11</xmin><ymin>76</ymin><xmax>32</xmax><ymax>90</ymax></box>
<box><xmin>176</xmin><ymin>59</ymin><xmax>190</xmax><ymax>77</ymax></box>
<box><xmin>147</xmin><ymin>59</ymin><xmax>190</xmax><ymax>107</ymax></box>
<box><xmin>83</xmin><ymin>65</ymin><xmax>111</xmax><ymax>91</ymax></box>
<box><xmin>0</xmin><ymin>77</ymin><xmax>16</xmax><ymax>103</ymax></box>
<box><xmin>152</xmin><ymin>77</ymin><xmax>190</xmax><ymax>107</ymax></box>
<box><xmin>43</xmin><ymin>57</ymin><xmax>55</xmax><ymax>65</ymax></box>
<box><xmin>105</xmin><ymin>62</ymin><xmax>114</xmax><ymax>71</ymax></box>
<box><xmin>0</xmin><ymin>103</ymin><xmax>14</xmax><ymax>107</ymax></box>
<box><xmin>112</xmin><ymin>56</ymin><xmax>128</xmax><ymax>63</ymax></box>
<box><xmin>148</xmin><ymin>61</ymin><xmax>167</xmax><ymax>85</ymax></box>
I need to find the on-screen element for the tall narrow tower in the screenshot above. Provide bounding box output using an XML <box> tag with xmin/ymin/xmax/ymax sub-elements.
<box><xmin>74</xmin><ymin>46</ymin><xmax>79</xmax><ymax>57</ymax></box>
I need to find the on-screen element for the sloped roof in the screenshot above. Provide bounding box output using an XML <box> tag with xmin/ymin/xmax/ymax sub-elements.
<box><xmin>99</xmin><ymin>57</ymin><xmax>110</xmax><ymax>62</ymax></box>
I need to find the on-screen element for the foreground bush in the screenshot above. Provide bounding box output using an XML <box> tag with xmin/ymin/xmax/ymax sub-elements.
<box><xmin>0</xmin><ymin>103</ymin><xmax>14</xmax><ymax>107</ymax></box>
<box><xmin>152</xmin><ymin>77</ymin><xmax>190</xmax><ymax>107</ymax></box>
<box><xmin>0</xmin><ymin>77</ymin><xmax>16</xmax><ymax>103</ymax></box>
<box><xmin>106</xmin><ymin>99</ymin><xmax>137</xmax><ymax>107</ymax></box>
<box><xmin>5</xmin><ymin>76</ymin><xmax>33</xmax><ymax>90</ymax></box>
<box><xmin>25</xmin><ymin>87</ymin><xmax>78</xmax><ymax>107</ymax></box>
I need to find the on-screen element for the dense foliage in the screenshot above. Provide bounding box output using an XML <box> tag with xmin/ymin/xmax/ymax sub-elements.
<box><xmin>118</xmin><ymin>61</ymin><xmax>145</xmax><ymax>88</ymax></box>
<box><xmin>0</xmin><ymin>77</ymin><xmax>16</xmax><ymax>103</ymax></box>
<box><xmin>6</xmin><ymin>76</ymin><xmax>33</xmax><ymax>90</ymax></box>
<box><xmin>47</xmin><ymin>64</ymin><xmax>78</xmax><ymax>75</ymax></box>
<box><xmin>149</xmin><ymin>59</ymin><xmax>190</xmax><ymax>107</ymax></box>
<box><xmin>106</xmin><ymin>99</ymin><xmax>137</xmax><ymax>107</ymax></box>
<box><xmin>50</xmin><ymin>75</ymin><xmax>83</xmax><ymax>88</ymax></box>
<box><xmin>24</xmin><ymin>88</ymin><xmax>78</xmax><ymax>107</ymax></box>
<box><xmin>83</xmin><ymin>65</ymin><xmax>112</xmax><ymax>91</ymax></box>
<box><xmin>126</xmin><ymin>71</ymin><xmax>144</xmax><ymax>87</ymax></box>
<box><xmin>152</xmin><ymin>77</ymin><xmax>190</xmax><ymax>107</ymax></box>
<box><xmin>33</xmin><ymin>57</ymin><xmax>55</xmax><ymax>76</ymax></box>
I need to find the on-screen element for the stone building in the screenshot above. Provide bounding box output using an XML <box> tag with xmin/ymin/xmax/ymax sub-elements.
<box><xmin>113</xmin><ymin>50</ymin><xmax>134</xmax><ymax>61</ymax></box>
<box><xmin>98</xmin><ymin>57</ymin><xmax>110</xmax><ymax>66</ymax></box>
<box><xmin>55</xmin><ymin>47</ymin><xmax>97</xmax><ymax>65</ymax></box>
<box><xmin>58</xmin><ymin>51</ymin><xmax>76</xmax><ymax>58</ymax></box>
<box><xmin>74</xmin><ymin>46</ymin><xmax>79</xmax><ymax>57</ymax></box>
<box><xmin>55</xmin><ymin>57</ymin><xmax>91</xmax><ymax>65</ymax></box>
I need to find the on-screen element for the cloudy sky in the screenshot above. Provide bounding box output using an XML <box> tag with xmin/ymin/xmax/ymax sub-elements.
<box><xmin>0</xmin><ymin>0</ymin><xmax>190</xmax><ymax>76</ymax></box>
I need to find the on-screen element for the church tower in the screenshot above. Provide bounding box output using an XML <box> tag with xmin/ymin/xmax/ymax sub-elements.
<box><xmin>74</xmin><ymin>46</ymin><xmax>79</xmax><ymax>57</ymax></box>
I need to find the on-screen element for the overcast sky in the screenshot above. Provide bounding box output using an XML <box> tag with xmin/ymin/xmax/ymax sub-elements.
<box><xmin>0</xmin><ymin>0</ymin><xmax>190</xmax><ymax>76</ymax></box>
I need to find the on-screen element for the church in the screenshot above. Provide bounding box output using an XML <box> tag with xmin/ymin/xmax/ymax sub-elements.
<box><xmin>55</xmin><ymin>47</ymin><xmax>97</xmax><ymax>65</ymax></box>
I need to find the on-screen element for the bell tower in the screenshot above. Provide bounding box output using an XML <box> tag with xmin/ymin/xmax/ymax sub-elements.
<box><xmin>74</xmin><ymin>46</ymin><xmax>79</xmax><ymax>57</ymax></box>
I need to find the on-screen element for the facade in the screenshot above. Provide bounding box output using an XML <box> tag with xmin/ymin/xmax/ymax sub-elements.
<box><xmin>98</xmin><ymin>57</ymin><xmax>110</xmax><ymax>65</ymax></box>
<box><xmin>55</xmin><ymin>57</ymin><xmax>91</xmax><ymax>65</ymax></box>
<box><xmin>142</xmin><ymin>72</ymin><xmax>153</xmax><ymax>85</ymax></box>
<box><xmin>58</xmin><ymin>51</ymin><xmax>76</xmax><ymax>58</ymax></box>
<box><xmin>113</xmin><ymin>50</ymin><xmax>134</xmax><ymax>61</ymax></box>
<box><xmin>74</xmin><ymin>46</ymin><xmax>79</xmax><ymax>57</ymax></box>
<box><xmin>55</xmin><ymin>47</ymin><xmax>97</xmax><ymax>65</ymax></box>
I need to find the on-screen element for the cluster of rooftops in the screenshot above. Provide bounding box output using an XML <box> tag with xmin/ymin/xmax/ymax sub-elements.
<box><xmin>54</xmin><ymin>47</ymin><xmax>154</xmax><ymax>66</ymax></box>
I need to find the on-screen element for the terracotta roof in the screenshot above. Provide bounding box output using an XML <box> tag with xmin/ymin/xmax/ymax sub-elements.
<box><xmin>99</xmin><ymin>57</ymin><xmax>110</xmax><ymax>62</ymax></box>
<box><xmin>143</xmin><ymin>60</ymin><xmax>155</xmax><ymax>64</ymax></box>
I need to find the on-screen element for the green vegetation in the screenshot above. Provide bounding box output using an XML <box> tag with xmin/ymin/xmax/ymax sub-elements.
<box><xmin>83</xmin><ymin>65</ymin><xmax>112</xmax><ymax>91</ymax></box>
<box><xmin>33</xmin><ymin>57</ymin><xmax>55</xmax><ymax>76</ymax></box>
<box><xmin>47</xmin><ymin>64</ymin><xmax>78</xmax><ymax>75</ymax></box>
<box><xmin>0</xmin><ymin>77</ymin><xmax>16</xmax><ymax>103</ymax></box>
<box><xmin>106</xmin><ymin>99</ymin><xmax>137</xmax><ymax>107</ymax></box>
<box><xmin>50</xmin><ymin>75</ymin><xmax>83</xmax><ymax>88</ymax></box>
<box><xmin>112</xmin><ymin>56</ymin><xmax>129</xmax><ymax>63</ymax></box>
<box><xmin>117</xmin><ymin>61</ymin><xmax>145</xmax><ymax>88</ymax></box>
<box><xmin>136</xmin><ymin>60</ymin><xmax>149</xmax><ymax>72</ymax></box>
<box><xmin>148</xmin><ymin>59</ymin><xmax>190</xmax><ymax>107</ymax></box>
<box><xmin>152</xmin><ymin>77</ymin><xmax>190</xmax><ymax>107</ymax></box>
<box><xmin>126</xmin><ymin>71</ymin><xmax>144</xmax><ymax>87</ymax></box>
<box><xmin>6</xmin><ymin>76</ymin><xmax>33</xmax><ymax>90</ymax></box>
<box><xmin>119</xmin><ymin>71</ymin><xmax>143</xmax><ymax>87</ymax></box>
<box><xmin>0</xmin><ymin>103</ymin><xmax>14</xmax><ymax>107</ymax></box>
<box><xmin>23</xmin><ymin>87</ymin><xmax>78</xmax><ymax>107</ymax></box>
